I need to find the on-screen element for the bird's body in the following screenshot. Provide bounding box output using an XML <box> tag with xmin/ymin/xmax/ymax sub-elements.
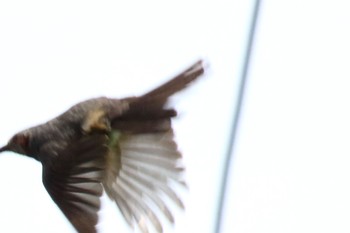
<box><xmin>22</xmin><ymin>97</ymin><xmax>126</xmax><ymax>161</ymax></box>
<box><xmin>0</xmin><ymin>60</ymin><xmax>205</xmax><ymax>233</ymax></box>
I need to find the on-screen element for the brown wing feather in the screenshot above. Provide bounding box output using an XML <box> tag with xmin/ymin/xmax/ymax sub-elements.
<box><xmin>42</xmin><ymin>134</ymin><xmax>108</xmax><ymax>233</ymax></box>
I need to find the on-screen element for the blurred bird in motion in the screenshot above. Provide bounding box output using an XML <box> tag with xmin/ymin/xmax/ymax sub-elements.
<box><xmin>0</xmin><ymin>60</ymin><xmax>205</xmax><ymax>233</ymax></box>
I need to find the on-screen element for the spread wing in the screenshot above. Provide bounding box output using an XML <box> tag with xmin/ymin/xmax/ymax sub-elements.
<box><xmin>102</xmin><ymin>60</ymin><xmax>205</xmax><ymax>233</ymax></box>
<box><xmin>42</xmin><ymin>134</ymin><xmax>108</xmax><ymax>233</ymax></box>
<box><xmin>103</xmin><ymin>130</ymin><xmax>185</xmax><ymax>233</ymax></box>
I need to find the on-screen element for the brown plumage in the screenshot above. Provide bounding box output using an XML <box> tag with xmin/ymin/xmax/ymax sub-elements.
<box><xmin>0</xmin><ymin>60</ymin><xmax>205</xmax><ymax>233</ymax></box>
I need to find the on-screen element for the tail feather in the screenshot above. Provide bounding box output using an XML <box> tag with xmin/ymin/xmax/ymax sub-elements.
<box><xmin>116</xmin><ymin>60</ymin><xmax>205</xmax><ymax>123</ymax></box>
<box><xmin>142</xmin><ymin>60</ymin><xmax>205</xmax><ymax>100</ymax></box>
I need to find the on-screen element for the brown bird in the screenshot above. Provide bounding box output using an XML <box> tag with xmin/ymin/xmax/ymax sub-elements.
<box><xmin>0</xmin><ymin>60</ymin><xmax>205</xmax><ymax>233</ymax></box>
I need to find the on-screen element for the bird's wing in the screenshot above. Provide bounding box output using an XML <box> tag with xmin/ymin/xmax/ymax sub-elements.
<box><xmin>102</xmin><ymin>60</ymin><xmax>205</xmax><ymax>233</ymax></box>
<box><xmin>103</xmin><ymin>129</ymin><xmax>185</xmax><ymax>233</ymax></box>
<box><xmin>42</xmin><ymin>134</ymin><xmax>108</xmax><ymax>233</ymax></box>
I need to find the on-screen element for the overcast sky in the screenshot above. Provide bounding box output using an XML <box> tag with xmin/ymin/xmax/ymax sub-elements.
<box><xmin>1</xmin><ymin>1</ymin><xmax>350</xmax><ymax>233</ymax></box>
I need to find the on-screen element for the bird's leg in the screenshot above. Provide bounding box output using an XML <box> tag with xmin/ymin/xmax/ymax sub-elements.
<box><xmin>82</xmin><ymin>109</ymin><xmax>111</xmax><ymax>134</ymax></box>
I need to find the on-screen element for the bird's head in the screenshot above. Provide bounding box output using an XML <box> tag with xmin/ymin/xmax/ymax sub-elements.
<box><xmin>0</xmin><ymin>132</ymin><xmax>30</xmax><ymax>155</ymax></box>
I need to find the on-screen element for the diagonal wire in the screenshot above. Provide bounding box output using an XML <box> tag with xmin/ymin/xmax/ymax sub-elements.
<box><xmin>214</xmin><ymin>1</ymin><xmax>262</xmax><ymax>233</ymax></box>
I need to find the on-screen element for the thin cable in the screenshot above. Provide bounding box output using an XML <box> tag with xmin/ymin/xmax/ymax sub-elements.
<box><xmin>214</xmin><ymin>1</ymin><xmax>261</xmax><ymax>233</ymax></box>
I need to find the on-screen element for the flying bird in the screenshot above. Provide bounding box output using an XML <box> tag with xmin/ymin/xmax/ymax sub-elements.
<box><xmin>0</xmin><ymin>60</ymin><xmax>205</xmax><ymax>233</ymax></box>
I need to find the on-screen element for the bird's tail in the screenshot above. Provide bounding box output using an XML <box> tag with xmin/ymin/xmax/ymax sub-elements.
<box><xmin>113</xmin><ymin>60</ymin><xmax>206</xmax><ymax>133</ymax></box>
<box><xmin>141</xmin><ymin>60</ymin><xmax>205</xmax><ymax>100</ymax></box>
<box><xmin>125</xmin><ymin>60</ymin><xmax>205</xmax><ymax>116</ymax></box>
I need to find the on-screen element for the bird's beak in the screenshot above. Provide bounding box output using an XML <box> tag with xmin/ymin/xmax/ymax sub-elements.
<box><xmin>0</xmin><ymin>145</ymin><xmax>9</xmax><ymax>153</ymax></box>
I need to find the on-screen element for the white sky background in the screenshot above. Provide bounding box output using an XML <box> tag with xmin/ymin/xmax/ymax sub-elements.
<box><xmin>228</xmin><ymin>1</ymin><xmax>350</xmax><ymax>233</ymax></box>
<box><xmin>2</xmin><ymin>1</ymin><xmax>350</xmax><ymax>233</ymax></box>
<box><xmin>0</xmin><ymin>1</ymin><xmax>252</xmax><ymax>233</ymax></box>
